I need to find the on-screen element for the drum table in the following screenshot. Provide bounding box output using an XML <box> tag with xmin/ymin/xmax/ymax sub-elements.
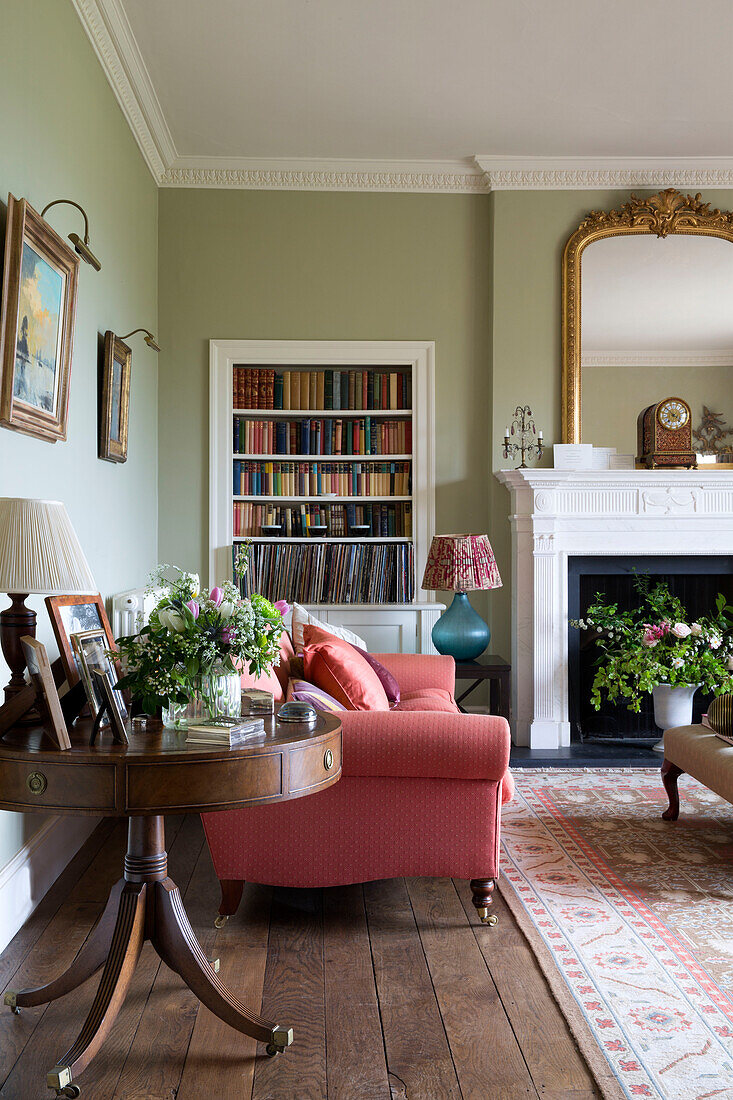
<box><xmin>0</xmin><ymin>712</ymin><xmax>342</xmax><ymax>1097</ymax></box>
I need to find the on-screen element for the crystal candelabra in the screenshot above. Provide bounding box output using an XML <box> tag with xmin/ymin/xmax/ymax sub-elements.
<box><xmin>503</xmin><ymin>406</ymin><xmax>544</xmax><ymax>468</ymax></box>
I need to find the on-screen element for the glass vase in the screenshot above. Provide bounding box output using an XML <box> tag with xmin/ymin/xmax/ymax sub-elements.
<box><xmin>162</xmin><ymin>671</ymin><xmax>242</xmax><ymax>731</ymax></box>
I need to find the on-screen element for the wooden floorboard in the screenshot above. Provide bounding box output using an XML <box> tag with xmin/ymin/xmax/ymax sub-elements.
<box><xmin>0</xmin><ymin>819</ymin><xmax>601</xmax><ymax>1100</ymax></box>
<box><xmin>455</xmin><ymin>878</ymin><xmax>601</xmax><ymax>1099</ymax></box>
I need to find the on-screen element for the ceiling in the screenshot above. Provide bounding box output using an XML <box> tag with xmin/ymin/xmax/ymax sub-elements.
<box><xmin>76</xmin><ymin>0</ymin><xmax>733</xmax><ymax>190</ymax></box>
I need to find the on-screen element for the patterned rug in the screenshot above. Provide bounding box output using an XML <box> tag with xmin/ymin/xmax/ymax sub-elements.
<box><xmin>500</xmin><ymin>769</ymin><xmax>733</xmax><ymax>1100</ymax></box>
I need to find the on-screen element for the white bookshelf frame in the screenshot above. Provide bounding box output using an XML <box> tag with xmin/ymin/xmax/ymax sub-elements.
<box><xmin>209</xmin><ymin>340</ymin><xmax>437</xmax><ymax>613</ymax></box>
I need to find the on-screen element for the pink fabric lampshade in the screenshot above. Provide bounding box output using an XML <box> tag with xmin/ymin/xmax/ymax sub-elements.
<box><xmin>421</xmin><ymin>534</ymin><xmax>502</xmax><ymax>593</ymax></box>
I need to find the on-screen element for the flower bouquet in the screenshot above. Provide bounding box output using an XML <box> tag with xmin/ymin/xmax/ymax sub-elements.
<box><xmin>570</xmin><ymin>575</ymin><xmax>733</xmax><ymax>714</ymax></box>
<box><xmin>115</xmin><ymin>565</ymin><xmax>287</xmax><ymax>726</ymax></box>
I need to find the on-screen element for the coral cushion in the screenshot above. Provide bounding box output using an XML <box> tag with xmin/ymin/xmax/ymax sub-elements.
<box><xmin>303</xmin><ymin>627</ymin><xmax>390</xmax><ymax>711</ymax></box>
<box><xmin>395</xmin><ymin>688</ymin><xmax>459</xmax><ymax>714</ymax></box>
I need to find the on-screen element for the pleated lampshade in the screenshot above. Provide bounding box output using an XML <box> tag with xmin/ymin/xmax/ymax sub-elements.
<box><xmin>0</xmin><ymin>498</ymin><xmax>96</xmax><ymax>595</ymax></box>
<box><xmin>421</xmin><ymin>534</ymin><xmax>502</xmax><ymax>593</ymax></box>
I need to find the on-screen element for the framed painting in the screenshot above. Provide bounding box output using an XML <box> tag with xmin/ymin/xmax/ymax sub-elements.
<box><xmin>0</xmin><ymin>195</ymin><xmax>79</xmax><ymax>442</ymax></box>
<box><xmin>46</xmin><ymin>593</ymin><xmax>116</xmax><ymax>688</ymax></box>
<box><xmin>99</xmin><ymin>331</ymin><xmax>131</xmax><ymax>463</ymax></box>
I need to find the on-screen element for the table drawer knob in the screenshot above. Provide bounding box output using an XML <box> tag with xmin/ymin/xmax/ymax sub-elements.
<box><xmin>26</xmin><ymin>772</ymin><xmax>47</xmax><ymax>796</ymax></box>
<box><xmin>323</xmin><ymin>749</ymin><xmax>334</xmax><ymax>771</ymax></box>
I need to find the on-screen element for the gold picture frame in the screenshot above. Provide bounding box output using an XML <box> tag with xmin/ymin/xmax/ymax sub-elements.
<box><xmin>99</xmin><ymin>330</ymin><xmax>131</xmax><ymax>463</ymax></box>
<box><xmin>0</xmin><ymin>195</ymin><xmax>79</xmax><ymax>442</ymax></box>
<box><xmin>561</xmin><ymin>188</ymin><xmax>733</xmax><ymax>444</ymax></box>
<box><xmin>71</xmin><ymin>629</ymin><xmax>127</xmax><ymax>729</ymax></box>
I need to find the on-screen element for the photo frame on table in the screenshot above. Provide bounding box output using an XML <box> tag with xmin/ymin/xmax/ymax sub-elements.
<box><xmin>70</xmin><ymin>629</ymin><xmax>127</xmax><ymax>730</ymax></box>
<box><xmin>20</xmin><ymin>636</ymin><xmax>71</xmax><ymax>749</ymax></box>
<box><xmin>0</xmin><ymin>195</ymin><xmax>79</xmax><ymax>443</ymax></box>
<box><xmin>91</xmin><ymin>669</ymin><xmax>128</xmax><ymax>744</ymax></box>
<box><xmin>46</xmin><ymin>593</ymin><xmax>115</xmax><ymax>688</ymax></box>
<box><xmin>99</xmin><ymin>331</ymin><xmax>131</xmax><ymax>463</ymax></box>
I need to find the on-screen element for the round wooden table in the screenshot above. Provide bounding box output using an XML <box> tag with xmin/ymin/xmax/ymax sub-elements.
<box><xmin>0</xmin><ymin>713</ymin><xmax>342</xmax><ymax>1097</ymax></box>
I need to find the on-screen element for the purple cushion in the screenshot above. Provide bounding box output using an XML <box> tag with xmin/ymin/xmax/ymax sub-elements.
<box><xmin>349</xmin><ymin>645</ymin><xmax>400</xmax><ymax>707</ymax></box>
<box><xmin>288</xmin><ymin>679</ymin><xmax>344</xmax><ymax>713</ymax></box>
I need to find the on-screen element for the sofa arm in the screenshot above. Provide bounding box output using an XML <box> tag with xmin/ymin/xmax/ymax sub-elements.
<box><xmin>339</xmin><ymin>709</ymin><xmax>510</xmax><ymax>781</ymax></box>
<box><xmin>372</xmin><ymin>653</ymin><xmax>455</xmax><ymax>696</ymax></box>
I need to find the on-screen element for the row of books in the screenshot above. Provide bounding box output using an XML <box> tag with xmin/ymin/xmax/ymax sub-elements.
<box><xmin>233</xmin><ymin>501</ymin><xmax>413</xmax><ymax>538</ymax></box>
<box><xmin>233</xmin><ymin>460</ymin><xmax>411</xmax><ymax>497</ymax></box>
<box><xmin>233</xmin><ymin>367</ymin><xmax>411</xmax><ymax>411</ymax></box>
<box><xmin>233</xmin><ymin>417</ymin><xmax>411</xmax><ymax>456</ymax></box>
<box><xmin>234</xmin><ymin>541</ymin><xmax>415</xmax><ymax>604</ymax></box>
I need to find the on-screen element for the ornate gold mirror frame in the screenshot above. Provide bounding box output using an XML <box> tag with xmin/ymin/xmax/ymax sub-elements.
<box><xmin>561</xmin><ymin>188</ymin><xmax>733</xmax><ymax>443</ymax></box>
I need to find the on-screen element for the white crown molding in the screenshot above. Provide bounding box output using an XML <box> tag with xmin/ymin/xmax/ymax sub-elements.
<box><xmin>475</xmin><ymin>156</ymin><xmax>733</xmax><ymax>191</ymax></box>
<box><xmin>71</xmin><ymin>0</ymin><xmax>175</xmax><ymax>182</ymax></box>
<box><xmin>160</xmin><ymin>157</ymin><xmax>489</xmax><ymax>193</ymax></box>
<box><xmin>582</xmin><ymin>349</ymin><xmax>733</xmax><ymax>368</ymax></box>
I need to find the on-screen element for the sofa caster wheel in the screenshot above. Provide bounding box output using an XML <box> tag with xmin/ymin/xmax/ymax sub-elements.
<box><xmin>10</xmin><ymin>1005</ymin><xmax>20</xmax><ymax>1015</ymax></box>
<box><xmin>3</xmin><ymin>991</ymin><xmax>19</xmax><ymax>1014</ymax></box>
<box><xmin>55</xmin><ymin>1087</ymin><xmax>81</xmax><ymax>1098</ymax></box>
<box><xmin>265</xmin><ymin>1044</ymin><xmax>280</xmax><ymax>1057</ymax></box>
<box><xmin>214</xmin><ymin>914</ymin><xmax>228</xmax><ymax>929</ymax></box>
<box><xmin>477</xmin><ymin>906</ymin><xmax>498</xmax><ymax>926</ymax></box>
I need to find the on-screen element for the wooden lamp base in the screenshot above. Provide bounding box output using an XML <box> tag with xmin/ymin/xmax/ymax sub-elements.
<box><xmin>0</xmin><ymin>593</ymin><xmax>39</xmax><ymax>723</ymax></box>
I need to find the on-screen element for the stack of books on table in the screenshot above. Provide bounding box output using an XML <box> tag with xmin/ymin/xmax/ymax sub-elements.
<box><xmin>185</xmin><ymin>716</ymin><xmax>265</xmax><ymax>747</ymax></box>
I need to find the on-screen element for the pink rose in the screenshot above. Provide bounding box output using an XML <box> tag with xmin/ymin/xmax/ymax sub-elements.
<box><xmin>274</xmin><ymin>599</ymin><xmax>290</xmax><ymax>616</ymax></box>
<box><xmin>210</xmin><ymin>586</ymin><xmax>223</xmax><ymax>607</ymax></box>
<box><xmin>185</xmin><ymin>600</ymin><xmax>200</xmax><ymax>620</ymax></box>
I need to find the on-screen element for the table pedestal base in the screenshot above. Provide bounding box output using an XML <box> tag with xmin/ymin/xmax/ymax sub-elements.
<box><xmin>4</xmin><ymin>816</ymin><xmax>293</xmax><ymax>1097</ymax></box>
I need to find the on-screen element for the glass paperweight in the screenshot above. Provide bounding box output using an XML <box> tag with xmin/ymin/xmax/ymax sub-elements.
<box><xmin>277</xmin><ymin>701</ymin><xmax>318</xmax><ymax>724</ymax></box>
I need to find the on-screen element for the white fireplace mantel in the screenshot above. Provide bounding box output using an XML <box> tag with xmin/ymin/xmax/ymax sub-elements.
<box><xmin>495</xmin><ymin>468</ymin><xmax>733</xmax><ymax>749</ymax></box>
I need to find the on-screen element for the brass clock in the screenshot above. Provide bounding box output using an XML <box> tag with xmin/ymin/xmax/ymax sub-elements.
<box><xmin>637</xmin><ymin>397</ymin><xmax>696</xmax><ymax>469</ymax></box>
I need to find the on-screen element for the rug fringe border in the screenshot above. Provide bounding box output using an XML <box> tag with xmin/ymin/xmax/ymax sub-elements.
<box><xmin>498</xmin><ymin>870</ymin><xmax>629</xmax><ymax>1100</ymax></box>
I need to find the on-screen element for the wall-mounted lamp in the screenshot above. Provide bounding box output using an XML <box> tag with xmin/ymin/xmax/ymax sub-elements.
<box><xmin>40</xmin><ymin>199</ymin><xmax>102</xmax><ymax>271</ymax></box>
<box><xmin>120</xmin><ymin>328</ymin><xmax>161</xmax><ymax>352</ymax></box>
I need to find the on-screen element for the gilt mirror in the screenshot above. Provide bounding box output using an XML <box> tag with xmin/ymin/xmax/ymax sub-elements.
<box><xmin>561</xmin><ymin>189</ymin><xmax>733</xmax><ymax>460</ymax></box>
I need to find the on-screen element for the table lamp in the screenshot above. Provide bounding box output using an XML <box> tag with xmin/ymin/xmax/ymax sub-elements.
<box><xmin>421</xmin><ymin>534</ymin><xmax>502</xmax><ymax>660</ymax></box>
<box><xmin>0</xmin><ymin>498</ymin><xmax>96</xmax><ymax>705</ymax></box>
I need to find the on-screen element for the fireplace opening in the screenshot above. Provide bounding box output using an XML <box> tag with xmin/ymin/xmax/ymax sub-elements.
<box><xmin>568</xmin><ymin>556</ymin><xmax>733</xmax><ymax>742</ymax></box>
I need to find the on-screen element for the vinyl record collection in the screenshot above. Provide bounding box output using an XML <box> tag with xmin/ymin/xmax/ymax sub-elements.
<box><xmin>234</xmin><ymin>541</ymin><xmax>414</xmax><ymax>604</ymax></box>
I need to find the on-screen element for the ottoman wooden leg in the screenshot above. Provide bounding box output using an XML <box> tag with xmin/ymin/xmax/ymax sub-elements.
<box><xmin>661</xmin><ymin>760</ymin><xmax>684</xmax><ymax>821</ymax></box>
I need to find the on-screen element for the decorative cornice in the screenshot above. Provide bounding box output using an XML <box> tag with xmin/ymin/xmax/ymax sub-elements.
<box><xmin>160</xmin><ymin>158</ymin><xmax>489</xmax><ymax>193</ymax></box>
<box><xmin>70</xmin><ymin>0</ymin><xmax>174</xmax><ymax>182</ymax></box>
<box><xmin>475</xmin><ymin>157</ymin><xmax>733</xmax><ymax>191</ymax></box>
<box><xmin>582</xmin><ymin>350</ymin><xmax>733</xmax><ymax>368</ymax></box>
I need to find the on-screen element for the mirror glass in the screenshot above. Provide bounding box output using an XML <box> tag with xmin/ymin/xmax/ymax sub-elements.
<box><xmin>580</xmin><ymin>234</ymin><xmax>733</xmax><ymax>459</ymax></box>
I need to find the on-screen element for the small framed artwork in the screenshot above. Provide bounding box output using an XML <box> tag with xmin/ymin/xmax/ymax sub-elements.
<box><xmin>0</xmin><ymin>195</ymin><xmax>79</xmax><ymax>443</ymax></box>
<box><xmin>91</xmin><ymin>669</ymin><xmax>128</xmax><ymax>744</ymax></box>
<box><xmin>71</xmin><ymin>629</ymin><xmax>127</xmax><ymax>729</ymax></box>
<box><xmin>46</xmin><ymin>594</ymin><xmax>116</xmax><ymax>688</ymax></box>
<box><xmin>99</xmin><ymin>331</ymin><xmax>131</xmax><ymax>463</ymax></box>
<box><xmin>20</xmin><ymin>636</ymin><xmax>71</xmax><ymax>749</ymax></box>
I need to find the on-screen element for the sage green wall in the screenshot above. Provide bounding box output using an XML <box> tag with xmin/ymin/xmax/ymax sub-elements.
<box><xmin>0</xmin><ymin>0</ymin><xmax>158</xmax><ymax>863</ymax></box>
<box><xmin>489</xmin><ymin>189</ymin><xmax>733</xmax><ymax>657</ymax></box>
<box><xmin>157</xmin><ymin>189</ymin><xmax>492</xmax><ymax>620</ymax></box>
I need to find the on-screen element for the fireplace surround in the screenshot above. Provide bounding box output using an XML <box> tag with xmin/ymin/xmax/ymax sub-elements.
<box><xmin>496</xmin><ymin>469</ymin><xmax>733</xmax><ymax>749</ymax></box>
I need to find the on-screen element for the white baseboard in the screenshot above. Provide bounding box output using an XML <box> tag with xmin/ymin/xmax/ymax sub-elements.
<box><xmin>0</xmin><ymin>816</ymin><xmax>99</xmax><ymax>953</ymax></box>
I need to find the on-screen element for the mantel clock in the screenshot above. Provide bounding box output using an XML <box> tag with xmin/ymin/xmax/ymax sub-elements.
<box><xmin>637</xmin><ymin>397</ymin><xmax>697</xmax><ymax>469</ymax></box>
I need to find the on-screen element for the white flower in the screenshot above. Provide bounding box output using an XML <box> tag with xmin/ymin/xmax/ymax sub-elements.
<box><xmin>709</xmin><ymin>633</ymin><xmax>723</xmax><ymax>649</ymax></box>
<box><xmin>219</xmin><ymin>601</ymin><xmax>235</xmax><ymax>620</ymax></box>
<box><xmin>159</xmin><ymin>608</ymin><xmax>186</xmax><ymax>633</ymax></box>
<box><xmin>690</xmin><ymin>622</ymin><xmax>703</xmax><ymax>636</ymax></box>
<box><xmin>671</xmin><ymin>656</ymin><xmax>684</xmax><ymax>669</ymax></box>
<box><xmin>185</xmin><ymin>572</ymin><xmax>200</xmax><ymax>597</ymax></box>
<box><xmin>671</xmin><ymin>622</ymin><xmax>691</xmax><ymax>639</ymax></box>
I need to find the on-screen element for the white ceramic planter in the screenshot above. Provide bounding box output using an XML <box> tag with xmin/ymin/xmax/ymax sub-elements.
<box><xmin>651</xmin><ymin>683</ymin><xmax>700</xmax><ymax>753</ymax></box>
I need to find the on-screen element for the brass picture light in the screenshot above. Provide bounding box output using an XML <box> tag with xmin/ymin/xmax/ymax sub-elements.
<box><xmin>40</xmin><ymin>198</ymin><xmax>102</xmax><ymax>271</ymax></box>
<box><xmin>120</xmin><ymin>328</ymin><xmax>161</xmax><ymax>353</ymax></box>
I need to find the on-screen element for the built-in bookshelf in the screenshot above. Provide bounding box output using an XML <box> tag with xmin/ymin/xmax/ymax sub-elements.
<box><xmin>210</xmin><ymin>341</ymin><xmax>440</xmax><ymax>649</ymax></box>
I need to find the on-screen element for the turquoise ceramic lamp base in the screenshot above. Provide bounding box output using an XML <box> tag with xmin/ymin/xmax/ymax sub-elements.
<box><xmin>431</xmin><ymin>591</ymin><xmax>490</xmax><ymax>661</ymax></box>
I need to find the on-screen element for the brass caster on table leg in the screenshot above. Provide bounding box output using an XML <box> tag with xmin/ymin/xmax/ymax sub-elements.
<box><xmin>54</xmin><ymin>1087</ymin><xmax>81</xmax><ymax>1098</ymax></box>
<box><xmin>3</xmin><ymin>991</ymin><xmax>19</xmax><ymax>1014</ymax></box>
<box><xmin>214</xmin><ymin>914</ymin><xmax>228</xmax><ymax>929</ymax></box>
<box><xmin>477</xmin><ymin>907</ymin><xmax>499</xmax><ymax>927</ymax></box>
<box><xmin>265</xmin><ymin>1025</ymin><xmax>294</xmax><ymax>1056</ymax></box>
<box><xmin>210</xmin><ymin>957</ymin><xmax>220</xmax><ymax>973</ymax></box>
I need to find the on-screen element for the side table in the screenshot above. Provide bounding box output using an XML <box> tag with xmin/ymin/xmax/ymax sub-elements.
<box><xmin>0</xmin><ymin>712</ymin><xmax>342</xmax><ymax>1097</ymax></box>
<box><xmin>454</xmin><ymin>655</ymin><xmax>511</xmax><ymax>724</ymax></box>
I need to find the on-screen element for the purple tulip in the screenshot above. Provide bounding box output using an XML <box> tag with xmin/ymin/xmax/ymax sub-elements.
<box><xmin>274</xmin><ymin>599</ymin><xmax>290</xmax><ymax>616</ymax></box>
<box><xmin>221</xmin><ymin>626</ymin><xmax>235</xmax><ymax>644</ymax></box>
<box><xmin>210</xmin><ymin>586</ymin><xmax>224</xmax><ymax>607</ymax></box>
<box><xmin>186</xmin><ymin>600</ymin><xmax>200</xmax><ymax>620</ymax></box>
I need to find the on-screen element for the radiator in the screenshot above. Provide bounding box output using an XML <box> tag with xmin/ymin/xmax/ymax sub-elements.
<box><xmin>111</xmin><ymin>587</ymin><xmax>163</xmax><ymax>638</ymax></box>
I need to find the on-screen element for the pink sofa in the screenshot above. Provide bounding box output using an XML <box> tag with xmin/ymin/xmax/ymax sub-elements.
<box><xmin>201</xmin><ymin>639</ymin><xmax>514</xmax><ymax>925</ymax></box>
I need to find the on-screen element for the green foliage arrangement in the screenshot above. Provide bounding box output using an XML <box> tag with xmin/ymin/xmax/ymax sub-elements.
<box><xmin>570</xmin><ymin>575</ymin><xmax>733</xmax><ymax>712</ymax></box>
<box><xmin>114</xmin><ymin>564</ymin><xmax>286</xmax><ymax>715</ymax></box>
